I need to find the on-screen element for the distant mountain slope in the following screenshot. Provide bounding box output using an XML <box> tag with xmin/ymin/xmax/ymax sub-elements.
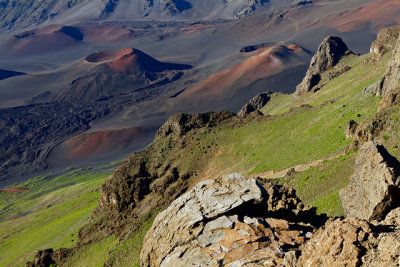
<box><xmin>55</xmin><ymin>48</ymin><xmax>192</xmax><ymax>102</ymax></box>
<box><xmin>0</xmin><ymin>0</ymin><xmax>304</xmax><ymax>31</ymax></box>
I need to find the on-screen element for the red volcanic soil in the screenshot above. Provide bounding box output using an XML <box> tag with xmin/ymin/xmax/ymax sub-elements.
<box><xmin>80</xmin><ymin>25</ymin><xmax>135</xmax><ymax>44</ymax></box>
<box><xmin>85</xmin><ymin>48</ymin><xmax>138</xmax><ymax>72</ymax></box>
<box><xmin>182</xmin><ymin>45</ymin><xmax>290</xmax><ymax>98</ymax></box>
<box><xmin>1</xmin><ymin>25</ymin><xmax>83</xmax><ymax>57</ymax></box>
<box><xmin>84</xmin><ymin>47</ymin><xmax>192</xmax><ymax>74</ymax></box>
<box><xmin>109</xmin><ymin>48</ymin><xmax>137</xmax><ymax>72</ymax></box>
<box><xmin>325</xmin><ymin>0</ymin><xmax>400</xmax><ymax>32</ymax></box>
<box><xmin>0</xmin><ymin>188</ymin><xmax>29</xmax><ymax>193</ymax></box>
<box><xmin>60</xmin><ymin>127</ymin><xmax>146</xmax><ymax>160</ymax></box>
<box><xmin>0</xmin><ymin>24</ymin><xmax>136</xmax><ymax>58</ymax></box>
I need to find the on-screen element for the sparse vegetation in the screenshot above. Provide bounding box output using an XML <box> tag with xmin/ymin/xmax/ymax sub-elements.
<box><xmin>0</xmin><ymin>169</ymin><xmax>111</xmax><ymax>266</ymax></box>
<box><xmin>0</xmin><ymin>52</ymin><xmax>392</xmax><ymax>265</ymax></box>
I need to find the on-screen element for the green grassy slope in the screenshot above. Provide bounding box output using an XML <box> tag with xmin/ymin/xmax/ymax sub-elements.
<box><xmin>0</xmin><ymin>51</ymin><xmax>391</xmax><ymax>266</ymax></box>
<box><xmin>0</xmin><ymin>168</ymin><xmax>111</xmax><ymax>266</ymax></box>
<box><xmin>144</xmin><ymin>53</ymin><xmax>386</xmax><ymax>182</ymax></box>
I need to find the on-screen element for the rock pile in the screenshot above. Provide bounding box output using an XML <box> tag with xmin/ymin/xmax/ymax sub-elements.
<box><xmin>295</xmin><ymin>36</ymin><xmax>352</xmax><ymax>96</ymax></box>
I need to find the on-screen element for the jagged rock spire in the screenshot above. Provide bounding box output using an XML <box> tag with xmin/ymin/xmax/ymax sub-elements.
<box><xmin>295</xmin><ymin>36</ymin><xmax>352</xmax><ymax>96</ymax></box>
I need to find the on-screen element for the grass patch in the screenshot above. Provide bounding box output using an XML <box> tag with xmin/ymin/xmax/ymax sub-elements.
<box><xmin>261</xmin><ymin>93</ymin><xmax>293</xmax><ymax>115</ymax></box>
<box><xmin>64</xmin><ymin>236</ymin><xmax>118</xmax><ymax>267</ymax></box>
<box><xmin>283</xmin><ymin>153</ymin><xmax>356</xmax><ymax>217</ymax></box>
<box><xmin>0</xmin><ymin>169</ymin><xmax>111</xmax><ymax>266</ymax></box>
<box><xmin>106</xmin><ymin>211</ymin><xmax>157</xmax><ymax>267</ymax></box>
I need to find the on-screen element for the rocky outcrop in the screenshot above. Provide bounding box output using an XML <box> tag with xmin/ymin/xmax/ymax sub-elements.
<box><xmin>26</xmin><ymin>249</ymin><xmax>56</xmax><ymax>267</ymax></box>
<box><xmin>347</xmin><ymin>114</ymin><xmax>386</xmax><ymax>151</ymax></box>
<box><xmin>238</xmin><ymin>92</ymin><xmax>272</xmax><ymax>117</ymax></box>
<box><xmin>156</xmin><ymin>111</ymin><xmax>235</xmax><ymax>137</ymax></box>
<box><xmin>295</xmin><ymin>36</ymin><xmax>352</xmax><ymax>96</ymax></box>
<box><xmin>296</xmin><ymin>217</ymin><xmax>400</xmax><ymax>267</ymax></box>
<box><xmin>86</xmin><ymin>110</ymin><xmax>236</xmax><ymax>240</ymax></box>
<box><xmin>383</xmin><ymin>207</ymin><xmax>400</xmax><ymax>226</ymax></box>
<box><xmin>140</xmin><ymin>173</ymin><xmax>326</xmax><ymax>267</ymax></box>
<box><xmin>340</xmin><ymin>142</ymin><xmax>400</xmax><ymax>221</ymax></box>
<box><xmin>376</xmin><ymin>34</ymin><xmax>400</xmax><ymax>111</ymax></box>
<box><xmin>160</xmin><ymin>0</ymin><xmax>192</xmax><ymax>16</ymax></box>
<box><xmin>236</xmin><ymin>0</ymin><xmax>266</xmax><ymax>18</ymax></box>
<box><xmin>345</xmin><ymin>119</ymin><xmax>358</xmax><ymax>139</ymax></box>
<box><xmin>370</xmin><ymin>25</ymin><xmax>400</xmax><ymax>60</ymax></box>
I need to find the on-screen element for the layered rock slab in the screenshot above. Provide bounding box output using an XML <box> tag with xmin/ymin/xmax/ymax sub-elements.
<box><xmin>140</xmin><ymin>173</ymin><xmax>321</xmax><ymax>267</ymax></box>
<box><xmin>295</xmin><ymin>36</ymin><xmax>352</xmax><ymax>96</ymax></box>
<box><xmin>340</xmin><ymin>141</ymin><xmax>400</xmax><ymax>221</ymax></box>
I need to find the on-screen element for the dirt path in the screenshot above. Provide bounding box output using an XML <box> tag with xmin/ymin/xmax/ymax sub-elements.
<box><xmin>286</xmin><ymin>17</ymin><xmax>299</xmax><ymax>42</ymax></box>
<box><xmin>254</xmin><ymin>154</ymin><xmax>342</xmax><ymax>179</ymax></box>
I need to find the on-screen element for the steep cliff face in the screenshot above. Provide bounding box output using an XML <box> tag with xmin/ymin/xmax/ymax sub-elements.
<box><xmin>295</xmin><ymin>36</ymin><xmax>352</xmax><ymax>96</ymax></box>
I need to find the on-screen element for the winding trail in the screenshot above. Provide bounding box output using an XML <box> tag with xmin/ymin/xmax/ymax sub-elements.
<box><xmin>254</xmin><ymin>154</ymin><xmax>342</xmax><ymax>179</ymax></box>
<box><xmin>286</xmin><ymin>17</ymin><xmax>299</xmax><ymax>42</ymax></box>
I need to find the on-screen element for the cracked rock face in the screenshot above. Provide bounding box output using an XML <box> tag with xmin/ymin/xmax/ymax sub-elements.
<box><xmin>295</xmin><ymin>36</ymin><xmax>351</xmax><ymax>96</ymax></box>
<box><xmin>140</xmin><ymin>173</ymin><xmax>321</xmax><ymax>267</ymax></box>
<box><xmin>340</xmin><ymin>141</ymin><xmax>400</xmax><ymax>221</ymax></box>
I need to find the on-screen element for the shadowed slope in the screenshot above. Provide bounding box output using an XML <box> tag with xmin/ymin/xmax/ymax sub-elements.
<box><xmin>0</xmin><ymin>69</ymin><xmax>25</xmax><ymax>81</ymax></box>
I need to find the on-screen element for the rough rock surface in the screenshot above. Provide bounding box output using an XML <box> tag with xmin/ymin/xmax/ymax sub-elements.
<box><xmin>383</xmin><ymin>207</ymin><xmax>400</xmax><ymax>226</ymax></box>
<box><xmin>140</xmin><ymin>173</ymin><xmax>325</xmax><ymax>267</ymax></box>
<box><xmin>297</xmin><ymin>217</ymin><xmax>400</xmax><ymax>267</ymax></box>
<box><xmin>370</xmin><ymin>25</ymin><xmax>400</xmax><ymax>60</ymax></box>
<box><xmin>376</xmin><ymin>34</ymin><xmax>400</xmax><ymax>111</ymax></box>
<box><xmin>26</xmin><ymin>249</ymin><xmax>56</xmax><ymax>267</ymax></box>
<box><xmin>238</xmin><ymin>92</ymin><xmax>272</xmax><ymax>117</ymax></box>
<box><xmin>295</xmin><ymin>36</ymin><xmax>352</xmax><ymax>96</ymax></box>
<box><xmin>340</xmin><ymin>141</ymin><xmax>400</xmax><ymax>221</ymax></box>
<box><xmin>26</xmin><ymin>248</ymin><xmax>72</xmax><ymax>267</ymax></box>
<box><xmin>345</xmin><ymin>119</ymin><xmax>358</xmax><ymax>139</ymax></box>
<box><xmin>156</xmin><ymin>111</ymin><xmax>235</xmax><ymax>137</ymax></box>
